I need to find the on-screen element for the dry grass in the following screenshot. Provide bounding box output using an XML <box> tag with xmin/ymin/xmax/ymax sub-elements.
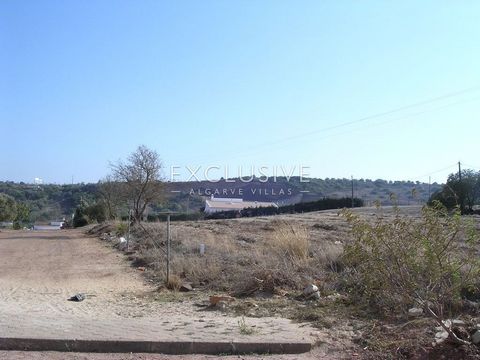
<box><xmin>100</xmin><ymin>207</ymin><xmax>425</xmax><ymax>295</ymax></box>
<box><xmin>269</xmin><ymin>221</ymin><xmax>310</xmax><ymax>263</ymax></box>
<box><xmin>165</xmin><ymin>274</ymin><xmax>182</xmax><ymax>291</ymax></box>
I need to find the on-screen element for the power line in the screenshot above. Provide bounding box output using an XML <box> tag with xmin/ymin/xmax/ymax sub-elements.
<box><xmin>250</xmin><ymin>86</ymin><xmax>480</xmax><ymax>149</ymax></box>
<box><xmin>184</xmin><ymin>86</ymin><xmax>480</xmax><ymax>165</ymax></box>
<box><xmin>461</xmin><ymin>163</ymin><xmax>480</xmax><ymax>170</ymax></box>
<box><xmin>410</xmin><ymin>163</ymin><xmax>459</xmax><ymax>181</ymax></box>
<box><xmin>196</xmin><ymin>93</ymin><xmax>480</xmax><ymax>165</ymax></box>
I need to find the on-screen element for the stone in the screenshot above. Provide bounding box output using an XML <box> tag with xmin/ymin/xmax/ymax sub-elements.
<box><xmin>442</xmin><ymin>319</ymin><xmax>452</xmax><ymax>329</ymax></box>
<box><xmin>179</xmin><ymin>283</ymin><xmax>193</xmax><ymax>292</ymax></box>
<box><xmin>68</xmin><ymin>293</ymin><xmax>85</xmax><ymax>302</ymax></box>
<box><xmin>472</xmin><ymin>330</ymin><xmax>480</xmax><ymax>344</ymax></box>
<box><xmin>435</xmin><ymin>330</ymin><xmax>449</xmax><ymax>340</ymax></box>
<box><xmin>118</xmin><ymin>237</ymin><xmax>127</xmax><ymax>250</ymax></box>
<box><xmin>433</xmin><ymin>330</ymin><xmax>449</xmax><ymax>346</ymax></box>
<box><xmin>451</xmin><ymin>319</ymin><xmax>466</xmax><ymax>326</ymax></box>
<box><xmin>303</xmin><ymin>284</ymin><xmax>319</xmax><ymax>297</ymax></box>
<box><xmin>408</xmin><ymin>307</ymin><xmax>423</xmax><ymax>317</ymax></box>
<box><xmin>435</xmin><ymin>319</ymin><xmax>466</xmax><ymax>331</ymax></box>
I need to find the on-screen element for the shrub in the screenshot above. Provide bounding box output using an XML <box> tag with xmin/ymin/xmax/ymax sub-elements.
<box><xmin>342</xmin><ymin>202</ymin><xmax>480</xmax><ymax>345</ymax></box>
<box><xmin>116</xmin><ymin>222</ymin><xmax>128</xmax><ymax>236</ymax></box>
<box><xmin>73</xmin><ymin>207</ymin><xmax>89</xmax><ymax>228</ymax></box>
<box><xmin>83</xmin><ymin>202</ymin><xmax>107</xmax><ymax>223</ymax></box>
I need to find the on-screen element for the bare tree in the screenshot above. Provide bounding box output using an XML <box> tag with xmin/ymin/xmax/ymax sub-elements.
<box><xmin>110</xmin><ymin>145</ymin><xmax>164</xmax><ymax>222</ymax></box>
<box><xmin>97</xmin><ymin>175</ymin><xmax>125</xmax><ymax>220</ymax></box>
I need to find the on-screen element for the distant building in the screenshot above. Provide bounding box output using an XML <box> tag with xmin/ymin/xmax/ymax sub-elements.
<box><xmin>204</xmin><ymin>196</ymin><xmax>278</xmax><ymax>214</ymax></box>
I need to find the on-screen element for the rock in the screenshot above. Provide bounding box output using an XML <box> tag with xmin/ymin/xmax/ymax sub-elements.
<box><xmin>472</xmin><ymin>330</ymin><xmax>480</xmax><ymax>345</ymax></box>
<box><xmin>244</xmin><ymin>301</ymin><xmax>258</xmax><ymax>308</ymax></box>
<box><xmin>433</xmin><ymin>330</ymin><xmax>449</xmax><ymax>346</ymax></box>
<box><xmin>307</xmin><ymin>291</ymin><xmax>321</xmax><ymax>300</ymax></box>
<box><xmin>179</xmin><ymin>283</ymin><xmax>193</xmax><ymax>292</ymax></box>
<box><xmin>435</xmin><ymin>319</ymin><xmax>466</xmax><ymax>331</ymax></box>
<box><xmin>303</xmin><ymin>284</ymin><xmax>319</xmax><ymax>297</ymax></box>
<box><xmin>435</xmin><ymin>330</ymin><xmax>449</xmax><ymax>340</ymax></box>
<box><xmin>118</xmin><ymin>237</ymin><xmax>127</xmax><ymax>250</ymax></box>
<box><xmin>326</xmin><ymin>292</ymin><xmax>344</xmax><ymax>301</ymax></box>
<box><xmin>452</xmin><ymin>319</ymin><xmax>466</xmax><ymax>327</ymax></box>
<box><xmin>442</xmin><ymin>319</ymin><xmax>452</xmax><ymax>329</ymax></box>
<box><xmin>68</xmin><ymin>293</ymin><xmax>85</xmax><ymax>302</ymax></box>
<box><xmin>216</xmin><ymin>300</ymin><xmax>227</xmax><ymax>311</ymax></box>
<box><xmin>408</xmin><ymin>307</ymin><xmax>423</xmax><ymax>317</ymax></box>
<box><xmin>273</xmin><ymin>288</ymin><xmax>289</xmax><ymax>297</ymax></box>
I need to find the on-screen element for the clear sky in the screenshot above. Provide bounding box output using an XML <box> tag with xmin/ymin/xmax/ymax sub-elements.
<box><xmin>1</xmin><ymin>1</ymin><xmax>479</xmax><ymax>184</ymax></box>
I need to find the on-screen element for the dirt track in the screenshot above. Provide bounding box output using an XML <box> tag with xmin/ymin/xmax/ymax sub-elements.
<box><xmin>0</xmin><ymin>229</ymin><xmax>153</xmax><ymax>318</ymax></box>
<box><xmin>0</xmin><ymin>229</ymin><xmax>325</xmax><ymax>360</ymax></box>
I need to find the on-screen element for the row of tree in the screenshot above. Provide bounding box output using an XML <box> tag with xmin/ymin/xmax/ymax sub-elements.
<box><xmin>205</xmin><ymin>197</ymin><xmax>364</xmax><ymax>220</ymax></box>
<box><xmin>56</xmin><ymin>147</ymin><xmax>480</xmax><ymax>227</ymax></box>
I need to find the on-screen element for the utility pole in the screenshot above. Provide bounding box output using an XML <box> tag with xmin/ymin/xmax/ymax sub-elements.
<box><xmin>127</xmin><ymin>209</ymin><xmax>132</xmax><ymax>251</ymax></box>
<box><xmin>351</xmin><ymin>175</ymin><xmax>354</xmax><ymax>208</ymax></box>
<box><xmin>428</xmin><ymin>176</ymin><xmax>431</xmax><ymax>201</ymax></box>
<box><xmin>458</xmin><ymin>161</ymin><xmax>464</xmax><ymax>214</ymax></box>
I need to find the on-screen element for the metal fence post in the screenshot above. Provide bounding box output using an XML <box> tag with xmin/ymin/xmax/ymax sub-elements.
<box><xmin>166</xmin><ymin>213</ymin><xmax>171</xmax><ymax>284</ymax></box>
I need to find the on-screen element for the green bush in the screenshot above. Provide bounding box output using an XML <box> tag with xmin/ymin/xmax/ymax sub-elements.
<box><xmin>73</xmin><ymin>207</ymin><xmax>89</xmax><ymax>228</ymax></box>
<box><xmin>83</xmin><ymin>202</ymin><xmax>107</xmax><ymax>223</ymax></box>
<box><xmin>116</xmin><ymin>222</ymin><xmax>128</xmax><ymax>236</ymax></box>
<box><xmin>342</xmin><ymin>202</ymin><xmax>480</xmax><ymax>345</ymax></box>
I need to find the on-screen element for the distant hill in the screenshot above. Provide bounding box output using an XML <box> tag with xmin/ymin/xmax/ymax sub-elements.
<box><xmin>164</xmin><ymin>176</ymin><xmax>441</xmax><ymax>210</ymax></box>
<box><xmin>0</xmin><ymin>178</ymin><xmax>442</xmax><ymax>221</ymax></box>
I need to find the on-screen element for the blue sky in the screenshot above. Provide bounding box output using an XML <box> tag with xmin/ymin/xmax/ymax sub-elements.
<box><xmin>1</xmin><ymin>1</ymin><xmax>479</xmax><ymax>184</ymax></box>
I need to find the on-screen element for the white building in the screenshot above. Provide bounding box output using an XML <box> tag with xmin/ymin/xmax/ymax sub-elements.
<box><xmin>204</xmin><ymin>196</ymin><xmax>278</xmax><ymax>214</ymax></box>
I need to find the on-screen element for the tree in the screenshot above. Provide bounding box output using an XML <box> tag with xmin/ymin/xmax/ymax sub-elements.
<box><xmin>429</xmin><ymin>169</ymin><xmax>480</xmax><ymax>213</ymax></box>
<box><xmin>97</xmin><ymin>176</ymin><xmax>125</xmax><ymax>220</ymax></box>
<box><xmin>110</xmin><ymin>145</ymin><xmax>164</xmax><ymax>222</ymax></box>
<box><xmin>73</xmin><ymin>207</ymin><xmax>89</xmax><ymax>228</ymax></box>
<box><xmin>0</xmin><ymin>193</ymin><xmax>17</xmax><ymax>222</ymax></box>
<box><xmin>83</xmin><ymin>202</ymin><xmax>107</xmax><ymax>223</ymax></box>
<box><xmin>13</xmin><ymin>202</ymin><xmax>30</xmax><ymax>228</ymax></box>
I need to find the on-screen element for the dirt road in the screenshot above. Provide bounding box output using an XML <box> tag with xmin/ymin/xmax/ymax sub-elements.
<box><xmin>0</xmin><ymin>228</ymin><xmax>155</xmax><ymax>318</ymax></box>
<box><xmin>0</xmin><ymin>229</ymin><xmax>323</xmax><ymax>359</ymax></box>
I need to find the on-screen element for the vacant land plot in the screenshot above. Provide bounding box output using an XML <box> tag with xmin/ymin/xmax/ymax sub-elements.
<box><xmin>94</xmin><ymin>206</ymin><xmax>480</xmax><ymax>359</ymax></box>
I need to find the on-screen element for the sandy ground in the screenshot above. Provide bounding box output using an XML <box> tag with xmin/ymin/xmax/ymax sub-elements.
<box><xmin>0</xmin><ymin>229</ymin><xmax>328</xmax><ymax>359</ymax></box>
<box><xmin>0</xmin><ymin>229</ymin><xmax>160</xmax><ymax>318</ymax></box>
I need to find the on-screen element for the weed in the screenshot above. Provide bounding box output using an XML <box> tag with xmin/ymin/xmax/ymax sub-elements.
<box><xmin>238</xmin><ymin>316</ymin><xmax>256</xmax><ymax>335</ymax></box>
<box><xmin>165</xmin><ymin>274</ymin><xmax>182</xmax><ymax>291</ymax></box>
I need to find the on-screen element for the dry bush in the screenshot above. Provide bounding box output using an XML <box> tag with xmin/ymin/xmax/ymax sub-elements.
<box><xmin>342</xmin><ymin>203</ymin><xmax>480</xmax><ymax>345</ymax></box>
<box><xmin>165</xmin><ymin>274</ymin><xmax>182</xmax><ymax>291</ymax></box>
<box><xmin>311</xmin><ymin>242</ymin><xmax>344</xmax><ymax>272</ymax></box>
<box><xmin>269</xmin><ymin>222</ymin><xmax>310</xmax><ymax>263</ymax></box>
<box><xmin>173</xmin><ymin>256</ymin><xmax>223</xmax><ymax>287</ymax></box>
<box><xmin>125</xmin><ymin>215</ymin><xmax>349</xmax><ymax>294</ymax></box>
